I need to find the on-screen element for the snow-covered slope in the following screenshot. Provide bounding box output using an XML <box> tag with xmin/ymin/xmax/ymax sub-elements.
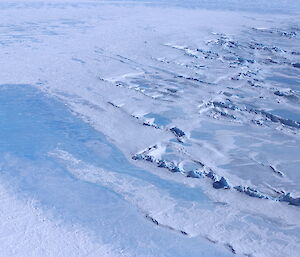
<box><xmin>0</xmin><ymin>1</ymin><xmax>299</xmax><ymax>257</ymax></box>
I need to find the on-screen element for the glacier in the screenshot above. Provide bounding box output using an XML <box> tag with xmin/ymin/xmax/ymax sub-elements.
<box><xmin>0</xmin><ymin>1</ymin><xmax>299</xmax><ymax>257</ymax></box>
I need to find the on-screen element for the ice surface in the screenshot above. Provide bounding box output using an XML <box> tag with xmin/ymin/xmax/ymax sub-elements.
<box><xmin>0</xmin><ymin>1</ymin><xmax>300</xmax><ymax>257</ymax></box>
<box><xmin>0</xmin><ymin>84</ymin><xmax>232</xmax><ymax>257</ymax></box>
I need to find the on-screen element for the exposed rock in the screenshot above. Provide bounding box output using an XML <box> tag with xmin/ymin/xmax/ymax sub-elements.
<box><xmin>213</xmin><ymin>177</ymin><xmax>230</xmax><ymax>189</ymax></box>
<box><xmin>292</xmin><ymin>63</ymin><xmax>300</xmax><ymax>68</ymax></box>
<box><xmin>170</xmin><ymin>127</ymin><xmax>185</xmax><ymax>137</ymax></box>
<box><xmin>234</xmin><ymin>186</ymin><xmax>269</xmax><ymax>199</ymax></box>
<box><xmin>132</xmin><ymin>153</ymin><xmax>144</xmax><ymax>160</ymax></box>
<box><xmin>279</xmin><ymin>193</ymin><xmax>300</xmax><ymax>206</ymax></box>
<box><xmin>187</xmin><ymin>170</ymin><xmax>204</xmax><ymax>178</ymax></box>
<box><xmin>269</xmin><ymin>165</ymin><xmax>284</xmax><ymax>177</ymax></box>
<box><xmin>157</xmin><ymin>160</ymin><xmax>168</xmax><ymax>168</ymax></box>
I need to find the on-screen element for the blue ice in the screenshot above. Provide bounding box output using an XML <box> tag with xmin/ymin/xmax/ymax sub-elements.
<box><xmin>0</xmin><ymin>84</ymin><xmax>233</xmax><ymax>257</ymax></box>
